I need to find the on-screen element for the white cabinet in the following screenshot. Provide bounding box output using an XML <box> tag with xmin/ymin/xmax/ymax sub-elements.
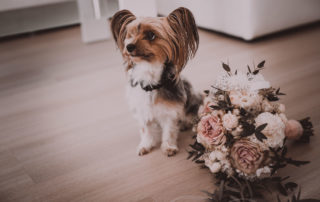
<box><xmin>157</xmin><ymin>0</ymin><xmax>320</xmax><ymax>40</ymax></box>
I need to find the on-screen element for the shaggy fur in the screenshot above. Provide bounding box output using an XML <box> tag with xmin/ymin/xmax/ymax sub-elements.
<box><xmin>111</xmin><ymin>7</ymin><xmax>202</xmax><ymax>156</ymax></box>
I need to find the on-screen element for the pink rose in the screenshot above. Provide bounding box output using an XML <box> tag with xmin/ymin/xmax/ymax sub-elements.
<box><xmin>231</xmin><ymin>139</ymin><xmax>264</xmax><ymax>174</ymax></box>
<box><xmin>285</xmin><ymin>120</ymin><xmax>303</xmax><ymax>140</ymax></box>
<box><xmin>197</xmin><ymin>114</ymin><xmax>226</xmax><ymax>149</ymax></box>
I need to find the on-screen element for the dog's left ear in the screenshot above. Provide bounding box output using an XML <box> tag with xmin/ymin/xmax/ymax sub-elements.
<box><xmin>167</xmin><ymin>7</ymin><xmax>199</xmax><ymax>74</ymax></box>
<box><xmin>110</xmin><ymin>10</ymin><xmax>136</xmax><ymax>50</ymax></box>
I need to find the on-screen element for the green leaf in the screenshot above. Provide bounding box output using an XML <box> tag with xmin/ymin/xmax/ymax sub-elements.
<box><xmin>256</xmin><ymin>123</ymin><xmax>268</xmax><ymax>132</ymax></box>
<box><xmin>255</xmin><ymin>131</ymin><xmax>267</xmax><ymax>142</ymax></box>
<box><xmin>187</xmin><ymin>151</ymin><xmax>195</xmax><ymax>160</ymax></box>
<box><xmin>225</xmin><ymin>132</ymin><xmax>234</xmax><ymax>148</ymax></box>
<box><xmin>210</xmin><ymin>105</ymin><xmax>221</xmax><ymax>110</ymax></box>
<box><xmin>195</xmin><ymin>160</ymin><xmax>205</xmax><ymax>164</ymax></box>
<box><xmin>281</xmin><ymin>146</ymin><xmax>287</xmax><ymax>157</ymax></box>
<box><xmin>257</xmin><ymin>60</ymin><xmax>265</xmax><ymax>68</ymax></box>
<box><xmin>222</xmin><ymin>62</ymin><xmax>231</xmax><ymax>72</ymax></box>
<box><xmin>226</xmin><ymin>94</ymin><xmax>232</xmax><ymax>106</ymax></box>
<box><xmin>241</xmin><ymin>123</ymin><xmax>255</xmax><ymax>137</ymax></box>
<box><xmin>189</xmin><ymin>142</ymin><xmax>205</xmax><ymax>152</ymax></box>
<box><xmin>267</xmin><ymin>94</ymin><xmax>279</xmax><ymax>102</ymax></box>
<box><xmin>286</xmin><ymin>158</ymin><xmax>310</xmax><ymax>166</ymax></box>
<box><xmin>253</xmin><ymin>70</ymin><xmax>260</xmax><ymax>75</ymax></box>
<box><xmin>192</xmin><ymin>152</ymin><xmax>203</xmax><ymax>161</ymax></box>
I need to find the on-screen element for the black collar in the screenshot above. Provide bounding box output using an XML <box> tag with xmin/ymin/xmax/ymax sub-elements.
<box><xmin>140</xmin><ymin>82</ymin><xmax>162</xmax><ymax>91</ymax></box>
<box><xmin>130</xmin><ymin>62</ymin><xmax>175</xmax><ymax>92</ymax></box>
<box><xmin>129</xmin><ymin>79</ymin><xmax>162</xmax><ymax>91</ymax></box>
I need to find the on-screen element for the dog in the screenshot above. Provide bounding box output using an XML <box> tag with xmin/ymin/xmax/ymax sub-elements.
<box><xmin>110</xmin><ymin>7</ymin><xmax>202</xmax><ymax>156</ymax></box>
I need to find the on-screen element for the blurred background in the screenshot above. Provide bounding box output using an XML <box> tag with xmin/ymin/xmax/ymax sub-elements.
<box><xmin>0</xmin><ymin>0</ymin><xmax>320</xmax><ymax>202</ymax></box>
<box><xmin>1</xmin><ymin>0</ymin><xmax>320</xmax><ymax>41</ymax></box>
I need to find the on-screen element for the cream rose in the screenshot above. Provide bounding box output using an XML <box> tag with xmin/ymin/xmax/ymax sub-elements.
<box><xmin>205</xmin><ymin>150</ymin><xmax>229</xmax><ymax>173</ymax></box>
<box><xmin>197</xmin><ymin>114</ymin><xmax>226</xmax><ymax>149</ymax></box>
<box><xmin>207</xmin><ymin>162</ymin><xmax>222</xmax><ymax>173</ymax></box>
<box><xmin>222</xmin><ymin>112</ymin><xmax>238</xmax><ymax>130</ymax></box>
<box><xmin>255</xmin><ymin>112</ymin><xmax>286</xmax><ymax>148</ymax></box>
<box><xmin>231</xmin><ymin>139</ymin><xmax>264</xmax><ymax>174</ymax></box>
<box><xmin>229</xmin><ymin>90</ymin><xmax>262</xmax><ymax>112</ymax></box>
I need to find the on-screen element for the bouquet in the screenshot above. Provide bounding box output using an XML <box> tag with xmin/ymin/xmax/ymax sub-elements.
<box><xmin>188</xmin><ymin>61</ymin><xmax>317</xmax><ymax>201</ymax></box>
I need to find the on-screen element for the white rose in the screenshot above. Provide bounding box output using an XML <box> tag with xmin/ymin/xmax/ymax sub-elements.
<box><xmin>255</xmin><ymin>112</ymin><xmax>286</xmax><ymax>148</ymax></box>
<box><xmin>215</xmin><ymin>150</ymin><xmax>225</xmax><ymax>160</ymax></box>
<box><xmin>209</xmin><ymin>151</ymin><xmax>217</xmax><ymax>161</ymax></box>
<box><xmin>222</xmin><ymin>112</ymin><xmax>238</xmax><ymax>130</ymax></box>
<box><xmin>256</xmin><ymin>166</ymin><xmax>271</xmax><ymax>177</ymax></box>
<box><xmin>229</xmin><ymin>90</ymin><xmax>262</xmax><ymax>112</ymax></box>
<box><xmin>209</xmin><ymin>150</ymin><xmax>225</xmax><ymax>161</ymax></box>
<box><xmin>208</xmin><ymin>162</ymin><xmax>222</xmax><ymax>173</ymax></box>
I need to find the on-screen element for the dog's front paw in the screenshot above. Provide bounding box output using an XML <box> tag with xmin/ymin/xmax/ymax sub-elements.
<box><xmin>161</xmin><ymin>143</ymin><xmax>178</xmax><ymax>157</ymax></box>
<box><xmin>137</xmin><ymin>145</ymin><xmax>152</xmax><ymax>156</ymax></box>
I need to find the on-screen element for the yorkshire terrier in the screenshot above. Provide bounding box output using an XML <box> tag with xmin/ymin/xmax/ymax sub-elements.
<box><xmin>110</xmin><ymin>7</ymin><xmax>202</xmax><ymax>156</ymax></box>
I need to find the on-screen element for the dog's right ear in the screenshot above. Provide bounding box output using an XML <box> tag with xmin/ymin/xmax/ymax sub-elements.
<box><xmin>110</xmin><ymin>10</ymin><xmax>136</xmax><ymax>50</ymax></box>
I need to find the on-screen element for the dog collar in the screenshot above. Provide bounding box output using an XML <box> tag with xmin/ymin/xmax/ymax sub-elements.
<box><xmin>140</xmin><ymin>82</ymin><xmax>162</xmax><ymax>91</ymax></box>
<box><xmin>129</xmin><ymin>79</ymin><xmax>162</xmax><ymax>91</ymax></box>
<box><xmin>129</xmin><ymin>62</ymin><xmax>175</xmax><ymax>92</ymax></box>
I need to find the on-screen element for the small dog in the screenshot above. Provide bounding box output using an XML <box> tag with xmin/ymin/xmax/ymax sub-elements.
<box><xmin>111</xmin><ymin>7</ymin><xmax>202</xmax><ymax>156</ymax></box>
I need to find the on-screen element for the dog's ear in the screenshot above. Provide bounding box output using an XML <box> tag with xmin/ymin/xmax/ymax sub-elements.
<box><xmin>110</xmin><ymin>10</ymin><xmax>136</xmax><ymax>50</ymax></box>
<box><xmin>167</xmin><ymin>7</ymin><xmax>199</xmax><ymax>74</ymax></box>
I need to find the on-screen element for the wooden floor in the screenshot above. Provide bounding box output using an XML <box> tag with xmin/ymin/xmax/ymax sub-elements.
<box><xmin>0</xmin><ymin>24</ymin><xmax>320</xmax><ymax>202</ymax></box>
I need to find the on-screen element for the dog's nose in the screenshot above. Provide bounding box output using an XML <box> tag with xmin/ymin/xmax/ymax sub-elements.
<box><xmin>126</xmin><ymin>44</ymin><xmax>136</xmax><ymax>52</ymax></box>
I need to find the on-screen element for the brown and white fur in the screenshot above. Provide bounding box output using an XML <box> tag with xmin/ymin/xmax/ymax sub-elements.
<box><xmin>111</xmin><ymin>7</ymin><xmax>202</xmax><ymax>156</ymax></box>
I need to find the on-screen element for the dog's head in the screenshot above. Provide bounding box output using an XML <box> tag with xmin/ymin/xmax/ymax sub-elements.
<box><xmin>111</xmin><ymin>7</ymin><xmax>199</xmax><ymax>76</ymax></box>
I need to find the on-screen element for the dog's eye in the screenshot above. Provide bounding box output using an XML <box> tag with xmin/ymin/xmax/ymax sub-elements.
<box><xmin>145</xmin><ymin>31</ymin><xmax>156</xmax><ymax>41</ymax></box>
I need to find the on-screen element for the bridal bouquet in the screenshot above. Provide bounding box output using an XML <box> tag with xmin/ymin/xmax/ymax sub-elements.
<box><xmin>188</xmin><ymin>61</ymin><xmax>316</xmax><ymax>201</ymax></box>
